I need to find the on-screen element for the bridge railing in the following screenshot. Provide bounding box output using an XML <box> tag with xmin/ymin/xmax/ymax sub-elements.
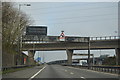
<box><xmin>70</xmin><ymin>65</ymin><xmax>120</xmax><ymax>74</ymax></box>
<box><xmin>22</xmin><ymin>35</ymin><xmax>90</xmax><ymax>43</ymax></box>
<box><xmin>22</xmin><ymin>35</ymin><xmax>120</xmax><ymax>43</ymax></box>
<box><xmin>90</xmin><ymin>36</ymin><xmax>120</xmax><ymax>41</ymax></box>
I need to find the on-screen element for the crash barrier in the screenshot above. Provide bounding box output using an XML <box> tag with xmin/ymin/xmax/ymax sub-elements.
<box><xmin>70</xmin><ymin>65</ymin><xmax>120</xmax><ymax>74</ymax></box>
<box><xmin>2</xmin><ymin>65</ymin><xmax>35</xmax><ymax>71</ymax></box>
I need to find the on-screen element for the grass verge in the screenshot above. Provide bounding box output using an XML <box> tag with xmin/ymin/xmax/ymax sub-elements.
<box><xmin>2</xmin><ymin>66</ymin><xmax>34</xmax><ymax>74</ymax></box>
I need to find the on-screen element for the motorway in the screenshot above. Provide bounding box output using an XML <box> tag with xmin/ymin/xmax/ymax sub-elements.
<box><xmin>2</xmin><ymin>65</ymin><xmax>119</xmax><ymax>80</ymax></box>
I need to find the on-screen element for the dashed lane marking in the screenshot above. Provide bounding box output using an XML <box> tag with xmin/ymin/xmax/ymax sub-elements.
<box><xmin>65</xmin><ymin>70</ymin><xmax>67</xmax><ymax>72</ymax></box>
<box><xmin>70</xmin><ymin>72</ymin><xmax>74</xmax><ymax>75</ymax></box>
<box><xmin>80</xmin><ymin>77</ymin><xmax>86</xmax><ymax>80</ymax></box>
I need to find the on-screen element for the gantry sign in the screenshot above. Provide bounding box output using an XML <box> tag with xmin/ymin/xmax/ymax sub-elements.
<box><xmin>26</xmin><ymin>26</ymin><xmax>47</xmax><ymax>36</ymax></box>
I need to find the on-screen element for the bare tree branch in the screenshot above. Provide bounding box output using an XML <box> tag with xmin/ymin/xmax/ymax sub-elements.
<box><xmin>2</xmin><ymin>2</ymin><xmax>31</xmax><ymax>54</ymax></box>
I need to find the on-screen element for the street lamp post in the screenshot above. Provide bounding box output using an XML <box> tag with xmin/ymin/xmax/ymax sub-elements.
<box><xmin>18</xmin><ymin>3</ymin><xmax>31</xmax><ymax>65</ymax></box>
<box><xmin>88</xmin><ymin>37</ymin><xmax>91</xmax><ymax>69</ymax></box>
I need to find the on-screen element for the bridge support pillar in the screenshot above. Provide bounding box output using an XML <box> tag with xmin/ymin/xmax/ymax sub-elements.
<box><xmin>66</xmin><ymin>49</ymin><xmax>73</xmax><ymax>65</ymax></box>
<box><xmin>115</xmin><ymin>48</ymin><xmax>120</xmax><ymax>65</ymax></box>
<box><xmin>28</xmin><ymin>50</ymin><xmax>36</xmax><ymax>65</ymax></box>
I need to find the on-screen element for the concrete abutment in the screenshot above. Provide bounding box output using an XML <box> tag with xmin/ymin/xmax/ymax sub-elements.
<box><xmin>66</xmin><ymin>49</ymin><xmax>73</xmax><ymax>65</ymax></box>
<box><xmin>28</xmin><ymin>50</ymin><xmax>36</xmax><ymax>65</ymax></box>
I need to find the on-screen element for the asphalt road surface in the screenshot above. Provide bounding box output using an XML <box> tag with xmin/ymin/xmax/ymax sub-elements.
<box><xmin>2</xmin><ymin>65</ymin><xmax>120</xmax><ymax>80</ymax></box>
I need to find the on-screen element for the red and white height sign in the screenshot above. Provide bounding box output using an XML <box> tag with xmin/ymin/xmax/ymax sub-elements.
<box><xmin>59</xmin><ymin>31</ymin><xmax>65</xmax><ymax>41</ymax></box>
<box><xmin>24</xmin><ymin>58</ymin><xmax>26</xmax><ymax>64</ymax></box>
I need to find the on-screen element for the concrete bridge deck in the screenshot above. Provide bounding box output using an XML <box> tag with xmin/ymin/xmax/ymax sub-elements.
<box><xmin>21</xmin><ymin>36</ymin><xmax>120</xmax><ymax>65</ymax></box>
<box><xmin>22</xmin><ymin>39</ymin><xmax>119</xmax><ymax>51</ymax></box>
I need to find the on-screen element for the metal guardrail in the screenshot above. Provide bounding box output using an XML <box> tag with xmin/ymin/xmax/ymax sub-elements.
<box><xmin>70</xmin><ymin>65</ymin><xmax>120</xmax><ymax>74</ymax></box>
<box><xmin>91</xmin><ymin>66</ymin><xmax>120</xmax><ymax>74</ymax></box>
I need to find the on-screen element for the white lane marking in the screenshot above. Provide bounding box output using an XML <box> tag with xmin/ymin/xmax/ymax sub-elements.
<box><xmin>65</xmin><ymin>70</ymin><xmax>67</xmax><ymax>72</ymax></box>
<box><xmin>28</xmin><ymin>66</ymin><xmax>46</xmax><ymax>80</ymax></box>
<box><xmin>70</xmin><ymin>72</ymin><xmax>74</xmax><ymax>75</ymax></box>
<box><xmin>81</xmin><ymin>77</ymin><xmax>86</xmax><ymax>79</ymax></box>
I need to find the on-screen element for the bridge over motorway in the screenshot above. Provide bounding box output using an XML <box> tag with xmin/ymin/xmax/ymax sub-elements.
<box><xmin>21</xmin><ymin>35</ymin><xmax>120</xmax><ymax>66</ymax></box>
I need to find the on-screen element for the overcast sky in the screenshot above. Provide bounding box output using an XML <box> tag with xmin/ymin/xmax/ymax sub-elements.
<box><xmin>18</xmin><ymin>1</ymin><xmax>118</xmax><ymax>62</ymax></box>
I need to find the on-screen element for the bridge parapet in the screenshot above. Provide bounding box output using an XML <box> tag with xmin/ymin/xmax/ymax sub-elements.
<box><xmin>90</xmin><ymin>36</ymin><xmax>120</xmax><ymax>41</ymax></box>
<box><xmin>22</xmin><ymin>35</ymin><xmax>120</xmax><ymax>44</ymax></box>
<box><xmin>22</xmin><ymin>35</ymin><xmax>89</xmax><ymax>43</ymax></box>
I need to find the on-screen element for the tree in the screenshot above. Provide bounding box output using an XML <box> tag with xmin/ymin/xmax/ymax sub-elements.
<box><xmin>2</xmin><ymin>2</ymin><xmax>31</xmax><ymax>54</ymax></box>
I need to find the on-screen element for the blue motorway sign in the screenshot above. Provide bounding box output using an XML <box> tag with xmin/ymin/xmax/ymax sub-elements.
<box><xmin>36</xmin><ymin>57</ymin><xmax>41</xmax><ymax>62</ymax></box>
